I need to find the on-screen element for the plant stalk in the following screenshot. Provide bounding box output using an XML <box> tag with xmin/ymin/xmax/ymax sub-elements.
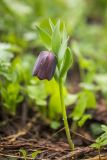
<box><xmin>98</xmin><ymin>147</ymin><xmax>101</xmax><ymax>160</ymax></box>
<box><xmin>59</xmin><ymin>78</ymin><xmax>74</xmax><ymax>150</ymax></box>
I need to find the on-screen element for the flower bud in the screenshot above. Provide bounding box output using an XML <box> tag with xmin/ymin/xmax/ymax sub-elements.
<box><xmin>33</xmin><ymin>51</ymin><xmax>57</xmax><ymax>80</ymax></box>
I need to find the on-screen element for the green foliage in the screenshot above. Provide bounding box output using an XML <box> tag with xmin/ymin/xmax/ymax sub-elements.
<box><xmin>0</xmin><ymin>37</ymin><xmax>75</xmax><ymax>121</ymax></box>
<box><xmin>27</xmin><ymin>80</ymin><xmax>47</xmax><ymax>106</ymax></box>
<box><xmin>50</xmin><ymin>121</ymin><xmax>60</xmax><ymax>130</ymax></box>
<box><xmin>78</xmin><ymin>114</ymin><xmax>91</xmax><ymax>127</ymax></box>
<box><xmin>90</xmin><ymin>123</ymin><xmax>103</xmax><ymax>137</ymax></box>
<box><xmin>1</xmin><ymin>83</ymin><xmax>23</xmax><ymax>114</ymax></box>
<box><xmin>0</xmin><ymin>43</ymin><xmax>14</xmax><ymax>79</ymax></box>
<box><xmin>36</xmin><ymin>19</ymin><xmax>73</xmax><ymax>82</ymax></box>
<box><xmin>31</xmin><ymin>150</ymin><xmax>41</xmax><ymax>159</ymax></box>
<box><xmin>70</xmin><ymin>90</ymin><xmax>96</xmax><ymax>126</ymax></box>
<box><xmin>0</xmin><ymin>43</ymin><xmax>36</xmax><ymax>114</ymax></box>
<box><xmin>20</xmin><ymin>148</ymin><xmax>27</xmax><ymax>160</ymax></box>
<box><xmin>51</xmin><ymin>20</ymin><xmax>61</xmax><ymax>55</ymax></box>
<box><xmin>58</xmin><ymin>24</ymin><xmax>68</xmax><ymax>62</ymax></box>
<box><xmin>0</xmin><ymin>0</ymin><xmax>107</xmax><ymax>131</ymax></box>
<box><xmin>91</xmin><ymin>125</ymin><xmax>107</xmax><ymax>149</ymax></box>
<box><xmin>60</xmin><ymin>47</ymin><xmax>73</xmax><ymax>78</ymax></box>
<box><xmin>20</xmin><ymin>148</ymin><xmax>41</xmax><ymax>160</ymax></box>
<box><xmin>36</xmin><ymin>25</ymin><xmax>51</xmax><ymax>49</ymax></box>
<box><xmin>35</xmin><ymin>20</ymin><xmax>76</xmax><ymax>128</ymax></box>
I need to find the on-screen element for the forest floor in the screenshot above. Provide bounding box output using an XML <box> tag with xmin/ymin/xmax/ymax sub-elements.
<box><xmin>0</xmin><ymin>99</ymin><xmax>107</xmax><ymax>160</ymax></box>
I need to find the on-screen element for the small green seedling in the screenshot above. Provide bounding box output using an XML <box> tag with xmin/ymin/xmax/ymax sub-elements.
<box><xmin>33</xmin><ymin>19</ymin><xmax>74</xmax><ymax>150</ymax></box>
<box><xmin>20</xmin><ymin>148</ymin><xmax>27</xmax><ymax>160</ymax></box>
<box><xmin>91</xmin><ymin>125</ymin><xmax>107</xmax><ymax>160</ymax></box>
<box><xmin>31</xmin><ymin>150</ymin><xmax>42</xmax><ymax>159</ymax></box>
<box><xmin>20</xmin><ymin>148</ymin><xmax>41</xmax><ymax>160</ymax></box>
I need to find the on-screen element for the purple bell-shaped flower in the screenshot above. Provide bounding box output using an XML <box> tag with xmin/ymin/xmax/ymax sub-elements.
<box><xmin>33</xmin><ymin>51</ymin><xmax>57</xmax><ymax>80</ymax></box>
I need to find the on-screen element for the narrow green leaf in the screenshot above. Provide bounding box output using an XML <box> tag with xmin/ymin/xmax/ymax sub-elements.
<box><xmin>60</xmin><ymin>47</ymin><xmax>73</xmax><ymax>77</ymax></box>
<box><xmin>71</xmin><ymin>92</ymin><xmax>87</xmax><ymax>121</ymax></box>
<box><xmin>49</xmin><ymin>18</ymin><xmax>54</xmax><ymax>31</ymax></box>
<box><xmin>36</xmin><ymin>25</ymin><xmax>51</xmax><ymax>49</ymax></box>
<box><xmin>20</xmin><ymin>148</ymin><xmax>27</xmax><ymax>159</ymax></box>
<box><xmin>58</xmin><ymin>24</ymin><xmax>68</xmax><ymax>62</ymax></box>
<box><xmin>86</xmin><ymin>91</ymin><xmax>96</xmax><ymax>109</ymax></box>
<box><xmin>31</xmin><ymin>150</ymin><xmax>41</xmax><ymax>159</ymax></box>
<box><xmin>78</xmin><ymin>114</ymin><xmax>91</xmax><ymax>127</ymax></box>
<box><xmin>54</xmin><ymin>66</ymin><xmax>59</xmax><ymax>81</ymax></box>
<box><xmin>58</xmin><ymin>38</ymin><xmax>67</xmax><ymax>63</ymax></box>
<box><xmin>51</xmin><ymin>20</ymin><xmax>61</xmax><ymax>55</ymax></box>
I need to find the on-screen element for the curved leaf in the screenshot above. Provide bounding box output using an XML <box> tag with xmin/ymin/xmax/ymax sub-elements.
<box><xmin>60</xmin><ymin>47</ymin><xmax>73</xmax><ymax>77</ymax></box>
<box><xmin>36</xmin><ymin>25</ymin><xmax>51</xmax><ymax>49</ymax></box>
<box><xmin>51</xmin><ymin>20</ymin><xmax>61</xmax><ymax>55</ymax></box>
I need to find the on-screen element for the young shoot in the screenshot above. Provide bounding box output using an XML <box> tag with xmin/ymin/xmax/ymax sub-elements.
<box><xmin>33</xmin><ymin>19</ymin><xmax>74</xmax><ymax>150</ymax></box>
<box><xmin>91</xmin><ymin>125</ymin><xmax>107</xmax><ymax>160</ymax></box>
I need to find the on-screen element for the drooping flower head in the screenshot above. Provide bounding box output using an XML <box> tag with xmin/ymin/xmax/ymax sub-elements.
<box><xmin>33</xmin><ymin>51</ymin><xmax>57</xmax><ymax>80</ymax></box>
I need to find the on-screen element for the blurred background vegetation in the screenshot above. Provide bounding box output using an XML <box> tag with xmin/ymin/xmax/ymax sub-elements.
<box><xmin>0</xmin><ymin>0</ymin><xmax>107</xmax><ymax>129</ymax></box>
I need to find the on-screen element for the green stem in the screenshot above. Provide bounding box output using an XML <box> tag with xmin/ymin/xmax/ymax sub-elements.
<box><xmin>59</xmin><ymin>78</ymin><xmax>74</xmax><ymax>150</ymax></box>
<box><xmin>98</xmin><ymin>147</ymin><xmax>101</xmax><ymax>160</ymax></box>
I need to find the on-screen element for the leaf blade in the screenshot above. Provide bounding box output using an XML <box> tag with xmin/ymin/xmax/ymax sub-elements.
<box><xmin>36</xmin><ymin>25</ymin><xmax>51</xmax><ymax>49</ymax></box>
<box><xmin>51</xmin><ymin>20</ymin><xmax>61</xmax><ymax>55</ymax></box>
<box><xmin>60</xmin><ymin>47</ymin><xmax>73</xmax><ymax>77</ymax></box>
